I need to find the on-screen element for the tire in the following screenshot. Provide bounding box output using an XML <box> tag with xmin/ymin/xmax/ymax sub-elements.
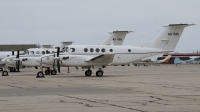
<box><xmin>96</xmin><ymin>70</ymin><xmax>103</xmax><ymax>77</ymax></box>
<box><xmin>85</xmin><ymin>70</ymin><xmax>92</xmax><ymax>76</ymax></box>
<box><xmin>2</xmin><ymin>71</ymin><xmax>8</xmax><ymax>76</ymax></box>
<box><xmin>45</xmin><ymin>70</ymin><xmax>50</xmax><ymax>75</ymax></box>
<box><xmin>51</xmin><ymin>70</ymin><xmax>57</xmax><ymax>75</ymax></box>
<box><xmin>37</xmin><ymin>71</ymin><xmax>44</xmax><ymax>78</ymax></box>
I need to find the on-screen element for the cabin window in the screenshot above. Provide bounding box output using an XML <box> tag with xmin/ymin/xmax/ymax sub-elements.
<box><xmin>101</xmin><ymin>48</ymin><xmax>106</xmax><ymax>52</ymax></box>
<box><xmin>128</xmin><ymin>49</ymin><xmax>131</xmax><ymax>52</ymax></box>
<box><xmin>30</xmin><ymin>51</ymin><xmax>34</xmax><ymax>55</ymax></box>
<box><xmin>70</xmin><ymin>48</ymin><xmax>75</xmax><ymax>52</ymax></box>
<box><xmin>36</xmin><ymin>51</ymin><xmax>40</xmax><ymax>54</ymax></box>
<box><xmin>42</xmin><ymin>51</ymin><xmax>45</xmax><ymax>55</ymax></box>
<box><xmin>84</xmin><ymin>48</ymin><xmax>88</xmax><ymax>52</ymax></box>
<box><xmin>96</xmin><ymin>48</ymin><xmax>100</xmax><ymax>52</ymax></box>
<box><xmin>90</xmin><ymin>48</ymin><xmax>94</xmax><ymax>52</ymax></box>
<box><xmin>52</xmin><ymin>51</ymin><xmax>55</xmax><ymax>53</ymax></box>
<box><xmin>110</xmin><ymin>49</ymin><xmax>113</xmax><ymax>52</ymax></box>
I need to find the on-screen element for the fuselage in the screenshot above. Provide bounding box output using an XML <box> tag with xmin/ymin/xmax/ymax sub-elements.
<box><xmin>39</xmin><ymin>45</ymin><xmax>172</xmax><ymax>67</ymax></box>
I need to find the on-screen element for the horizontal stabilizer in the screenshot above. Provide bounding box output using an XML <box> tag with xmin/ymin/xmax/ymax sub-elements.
<box><xmin>102</xmin><ymin>31</ymin><xmax>133</xmax><ymax>45</ymax></box>
<box><xmin>163</xmin><ymin>24</ymin><xmax>196</xmax><ymax>27</ymax></box>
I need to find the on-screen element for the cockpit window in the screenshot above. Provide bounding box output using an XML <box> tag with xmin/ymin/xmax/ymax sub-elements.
<box><xmin>70</xmin><ymin>48</ymin><xmax>75</xmax><ymax>52</ymax></box>
<box><xmin>30</xmin><ymin>51</ymin><xmax>34</xmax><ymax>55</ymax></box>
<box><xmin>46</xmin><ymin>50</ymin><xmax>50</xmax><ymax>54</ymax></box>
<box><xmin>65</xmin><ymin>47</ymin><xmax>69</xmax><ymax>52</ymax></box>
<box><xmin>25</xmin><ymin>50</ymin><xmax>29</xmax><ymax>54</ymax></box>
<box><xmin>42</xmin><ymin>51</ymin><xmax>45</xmax><ymax>55</ymax></box>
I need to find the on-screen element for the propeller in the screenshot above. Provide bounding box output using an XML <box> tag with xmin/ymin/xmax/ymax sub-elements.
<box><xmin>57</xmin><ymin>47</ymin><xmax>60</xmax><ymax>73</ymax></box>
<box><xmin>12</xmin><ymin>50</ymin><xmax>14</xmax><ymax>56</ymax></box>
<box><xmin>16</xmin><ymin>49</ymin><xmax>20</xmax><ymax>72</ymax></box>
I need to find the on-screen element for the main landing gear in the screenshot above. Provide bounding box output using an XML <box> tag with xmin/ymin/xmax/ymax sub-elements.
<box><xmin>44</xmin><ymin>69</ymin><xmax>57</xmax><ymax>75</ymax></box>
<box><xmin>85</xmin><ymin>69</ymin><xmax>104</xmax><ymax>77</ymax></box>
<box><xmin>37</xmin><ymin>69</ymin><xmax>57</xmax><ymax>78</ymax></box>
<box><xmin>85</xmin><ymin>69</ymin><xmax>92</xmax><ymax>76</ymax></box>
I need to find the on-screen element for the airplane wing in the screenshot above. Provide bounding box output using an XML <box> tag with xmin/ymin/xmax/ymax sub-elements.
<box><xmin>85</xmin><ymin>54</ymin><xmax>115</xmax><ymax>63</ymax></box>
<box><xmin>189</xmin><ymin>56</ymin><xmax>200</xmax><ymax>59</ymax></box>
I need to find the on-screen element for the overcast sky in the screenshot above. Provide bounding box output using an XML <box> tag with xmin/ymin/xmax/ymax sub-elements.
<box><xmin>0</xmin><ymin>0</ymin><xmax>199</xmax><ymax>52</ymax></box>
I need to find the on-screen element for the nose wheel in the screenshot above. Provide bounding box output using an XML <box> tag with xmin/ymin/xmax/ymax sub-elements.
<box><xmin>36</xmin><ymin>71</ymin><xmax>45</xmax><ymax>78</ymax></box>
<box><xmin>2</xmin><ymin>71</ymin><xmax>8</xmax><ymax>76</ymax></box>
<box><xmin>85</xmin><ymin>70</ymin><xmax>92</xmax><ymax>76</ymax></box>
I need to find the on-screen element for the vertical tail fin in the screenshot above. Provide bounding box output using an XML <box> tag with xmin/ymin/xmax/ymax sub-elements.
<box><xmin>162</xmin><ymin>55</ymin><xmax>171</xmax><ymax>62</ymax></box>
<box><xmin>174</xmin><ymin>57</ymin><xmax>182</xmax><ymax>64</ymax></box>
<box><xmin>102</xmin><ymin>31</ymin><xmax>133</xmax><ymax>45</ymax></box>
<box><xmin>150</xmin><ymin>24</ymin><xmax>195</xmax><ymax>50</ymax></box>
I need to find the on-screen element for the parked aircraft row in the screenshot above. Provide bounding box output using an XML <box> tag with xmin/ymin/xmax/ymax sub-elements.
<box><xmin>0</xmin><ymin>23</ymin><xmax>195</xmax><ymax>78</ymax></box>
<box><xmin>174</xmin><ymin>56</ymin><xmax>200</xmax><ymax>65</ymax></box>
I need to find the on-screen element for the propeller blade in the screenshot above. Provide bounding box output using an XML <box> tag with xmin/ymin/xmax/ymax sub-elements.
<box><xmin>16</xmin><ymin>50</ymin><xmax>20</xmax><ymax>72</ymax></box>
<box><xmin>57</xmin><ymin>47</ymin><xmax>60</xmax><ymax>57</ymax></box>
<box><xmin>53</xmin><ymin>53</ymin><xmax>55</xmax><ymax>69</ymax></box>
<box><xmin>57</xmin><ymin>61</ymin><xmax>60</xmax><ymax>73</ymax></box>
<box><xmin>12</xmin><ymin>50</ymin><xmax>14</xmax><ymax>56</ymax></box>
<box><xmin>56</xmin><ymin>47</ymin><xmax>60</xmax><ymax>73</ymax></box>
<box><xmin>40</xmin><ymin>58</ymin><xmax>42</xmax><ymax>71</ymax></box>
<box><xmin>17</xmin><ymin>50</ymin><xmax>19</xmax><ymax>58</ymax></box>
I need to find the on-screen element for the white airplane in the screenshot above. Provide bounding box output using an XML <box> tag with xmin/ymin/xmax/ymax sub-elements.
<box><xmin>174</xmin><ymin>56</ymin><xmax>200</xmax><ymax>65</ymax></box>
<box><xmin>35</xmin><ymin>24</ymin><xmax>195</xmax><ymax>78</ymax></box>
<box><xmin>1</xmin><ymin>31</ymin><xmax>131</xmax><ymax>76</ymax></box>
<box><xmin>0</xmin><ymin>51</ymin><xmax>22</xmax><ymax>71</ymax></box>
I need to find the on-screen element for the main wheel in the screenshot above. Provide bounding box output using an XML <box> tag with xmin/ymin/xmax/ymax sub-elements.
<box><xmin>85</xmin><ymin>70</ymin><xmax>92</xmax><ymax>76</ymax></box>
<box><xmin>45</xmin><ymin>70</ymin><xmax>50</xmax><ymax>75</ymax></box>
<box><xmin>51</xmin><ymin>70</ymin><xmax>57</xmax><ymax>75</ymax></box>
<box><xmin>2</xmin><ymin>71</ymin><xmax>8</xmax><ymax>76</ymax></box>
<box><xmin>37</xmin><ymin>71</ymin><xmax>44</xmax><ymax>78</ymax></box>
<box><xmin>96</xmin><ymin>70</ymin><xmax>104</xmax><ymax>77</ymax></box>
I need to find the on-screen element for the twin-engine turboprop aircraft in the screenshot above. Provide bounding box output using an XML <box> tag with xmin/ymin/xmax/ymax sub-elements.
<box><xmin>1</xmin><ymin>31</ymin><xmax>132</xmax><ymax>76</ymax></box>
<box><xmin>35</xmin><ymin>24</ymin><xmax>195</xmax><ymax>78</ymax></box>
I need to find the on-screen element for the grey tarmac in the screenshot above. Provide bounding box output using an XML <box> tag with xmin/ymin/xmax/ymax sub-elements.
<box><xmin>0</xmin><ymin>64</ymin><xmax>200</xmax><ymax>112</ymax></box>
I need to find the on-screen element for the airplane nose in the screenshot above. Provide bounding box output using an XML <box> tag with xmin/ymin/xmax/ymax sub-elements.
<box><xmin>1</xmin><ymin>58</ymin><xmax>6</xmax><ymax>64</ymax></box>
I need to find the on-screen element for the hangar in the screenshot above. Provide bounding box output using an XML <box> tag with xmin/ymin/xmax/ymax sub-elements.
<box><xmin>0</xmin><ymin>44</ymin><xmax>38</xmax><ymax>51</ymax></box>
